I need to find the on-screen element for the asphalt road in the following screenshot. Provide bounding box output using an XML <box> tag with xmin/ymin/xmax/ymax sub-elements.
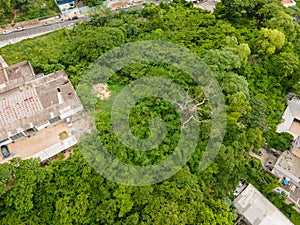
<box><xmin>0</xmin><ymin>2</ymin><xmax>159</xmax><ymax>45</ymax></box>
<box><xmin>0</xmin><ymin>18</ymin><xmax>88</xmax><ymax>43</ymax></box>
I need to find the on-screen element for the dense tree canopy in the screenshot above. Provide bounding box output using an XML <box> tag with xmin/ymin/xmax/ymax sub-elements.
<box><xmin>0</xmin><ymin>0</ymin><xmax>300</xmax><ymax>224</ymax></box>
<box><xmin>0</xmin><ymin>0</ymin><xmax>59</xmax><ymax>25</ymax></box>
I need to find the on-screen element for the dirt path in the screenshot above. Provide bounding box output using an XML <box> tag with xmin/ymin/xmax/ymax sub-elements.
<box><xmin>11</xmin><ymin>9</ymin><xmax>21</xmax><ymax>24</ymax></box>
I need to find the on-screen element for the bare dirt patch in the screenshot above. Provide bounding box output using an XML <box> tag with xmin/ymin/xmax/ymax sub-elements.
<box><xmin>93</xmin><ymin>83</ymin><xmax>111</xmax><ymax>100</ymax></box>
<box><xmin>62</xmin><ymin>148</ymin><xmax>74</xmax><ymax>160</ymax></box>
<box><xmin>111</xmin><ymin>1</ymin><xmax>129</xmax><ymax>10</ymax></box>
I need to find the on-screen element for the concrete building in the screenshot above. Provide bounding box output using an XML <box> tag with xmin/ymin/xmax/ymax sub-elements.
<box><xmin>274</xmin><ymin>95</ymin><xmax>300</xmax><ymax>207</ymax></box>
<box><xmin>55</xmin><ymin>0</ymin><xmax>80</xmax><ymax>17</ymax></box>
<box><xmin>276</xmin><ymin>96</ymin><xmax>300</xmax><ymax>185</ymax></box>
<box><xmin>277</xmin><ymin>97</ymin><xmax>300</xmax><ymax>140</ymax></box>
<box><xmin>55</xmin><ymin>0</ymin><xmax>76</xmax><ymax>11</ymax></box>
<box><xmin>272</xmin><ymin>151</ymin><xmax>300</xmax><ymax>187</ymax></box>
<box><xmin>0</xmin><ymin>58</ymin><xmax>83</xmax><ymax>150</ymax></box>
<box><xmin>234</xmin><ymin>183</ymin><xmax>294</xmax><ymax>225</ymax></box>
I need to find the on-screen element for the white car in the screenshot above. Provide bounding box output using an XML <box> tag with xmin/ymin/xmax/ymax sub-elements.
<box><xmin>56</xmin><ymin>19</ymin><xmax>64</xmax><ymax>23</ymax></box>
<box><xmin>2</xmin><ymin>30</ymin><xmax>11</xmax><ymax>35</ymax></box>
<box><xmin>15</xmin><ymin>27</ymin><xmax>25</xmax><ymax>32</ymax></box>
<box><xmin>66</xmin><ymin>117</ymin><xmax>73</xmax><ymax>127</ymax></box>
<box><xmin>68</xmin><ymin>22</ymin><xmax>75</xmax><ymax>27</ymax></box>
<box><xmin>44</xmin><ymin>21</ymin><xmax>52</xmax><ymax>26</ymax></box>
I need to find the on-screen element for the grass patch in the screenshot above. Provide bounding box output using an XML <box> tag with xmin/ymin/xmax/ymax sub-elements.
<box><xmin>291</xmin><ymin>212</ymin><xmax>300</xmax><ymax>225</ymax></box>
<box><xmin>0</xmin><ymin>29</ymin><xmax>68</xmax><ymax>74</ymax></box>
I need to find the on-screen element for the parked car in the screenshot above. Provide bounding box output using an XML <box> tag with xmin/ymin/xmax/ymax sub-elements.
<box><xmin>66</xmin><ymin>117</ymin><xmax>73</xmax><ymax>127</ymax></box>
<box><xmin>72</xmin><ymin>16</ymin><xmax>78</xmax><ymax>20</ymax></box>
<box><xmin>266</xmin><ymin>149</ymin><xmax>277</xmax><ymax>155</ymax></box>
<box><xmin>56</xmin><ymin>18</ymin><xmax>64</xmax><ymax>23</ymax></box>
<box><xmin>1</xmin><ymin>145</ymin><xmax>10</xmax><ymax>158</ymax></box>
<box><xmin>44</xmin><ymin>21</ymin><xmax>52</xmax><ymax>26</ymax></box>
<box><xmin>67</xmin><ymin>22</ymin><xmax>75</xmax><ymax>27</ymax></box>
<box><xmin>15</xmin><ymin>27</ymin><xmax>25</xmax><ymax>32</ymax></box>
<box><xmin>2</xmin><ymin>30</ymin><xmax>11</xmax><ymax>35</ymax></box>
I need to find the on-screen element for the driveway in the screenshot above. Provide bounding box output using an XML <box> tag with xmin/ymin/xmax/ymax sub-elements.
<box><xmin>249</xmin><ymin>148</ymin><xmax>279</xmax><ymax>171</ymax></box>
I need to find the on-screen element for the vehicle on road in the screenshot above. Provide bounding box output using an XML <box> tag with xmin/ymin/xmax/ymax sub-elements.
<box><xmin>2</xmin><ymin>30</ymin><xmax>11</xmax><ymax>35</ymax></box>
<box><xmin>44</xmin><ymin>21</ymin><xmax>52</xmax><ymax>26</ymax></box>
<box><xmin>15</xmin><ymin>27</ymin><xmax>25</xmax><ymax>32</ymax></box>
<box><xmin>68</xmin><ymin>22</ymin><xmax>75</xmax><ymax>27</ymax></box>
<box><xmin>72</xmin><ymin>16</ymin><xmax>79</xmax><ymax>20</ymax></box>
<box><xmin>56</xmin><ymin>19</ymin><xmax>64</xmax><ymax>23</ymax></box>
<box><xmin>1</xmin><ymin>145</ymin><xmax>10</xmax><ymax>158</ymax></box>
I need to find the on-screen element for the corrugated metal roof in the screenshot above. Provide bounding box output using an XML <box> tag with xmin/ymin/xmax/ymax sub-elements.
<box><xmin>0</xmin><ymin>61</ymin><xmax>83</xmax><ymax>141</ymax></box>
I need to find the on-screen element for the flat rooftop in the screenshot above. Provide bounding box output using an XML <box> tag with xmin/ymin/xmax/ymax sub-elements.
<box><xmin>277</xmin><ymin>97</ymin><xmax>300</xmax><ymax>139</ymax></box>
<box><xmin>234</xmin><ymin>184</ymin><xmax>293</xmax><ymax>225</ymax></box>
<box><xmin>278</xmin><ymin>151</ymin><xmax>300</xmax><ymax>179</ymax></box>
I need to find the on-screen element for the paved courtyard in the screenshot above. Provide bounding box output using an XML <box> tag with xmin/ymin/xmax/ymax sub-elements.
<box><xmin>250</xmin><ymin>148</ymin><xmax>279</xmax><ymax>171</ymax></box>
<box><xmin>0</xmin><ymin>112</ymin><xmax>94</xmax><ymax>163</ymax></box>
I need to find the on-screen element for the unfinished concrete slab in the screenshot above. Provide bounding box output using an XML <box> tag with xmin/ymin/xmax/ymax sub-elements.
<box><xmin>234</xmin><ymin>183</ymin><xmax>294</xmax><ymax>225</ymax></box>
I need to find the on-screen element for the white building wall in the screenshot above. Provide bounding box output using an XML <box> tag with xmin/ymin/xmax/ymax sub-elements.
<box><xmin>283</xmin><ymin>0</ymin><xmax>296</xmax><ymax>7</ymax></box>
<box><xmin>35</xmin><ymin>121</ymin><xmax>51</xmax><ymax>131</ymax></box>
<box><xmin>28</xmin><ymin>136</ymin><xmax>77</xmax><ymax>162</ymax></box>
